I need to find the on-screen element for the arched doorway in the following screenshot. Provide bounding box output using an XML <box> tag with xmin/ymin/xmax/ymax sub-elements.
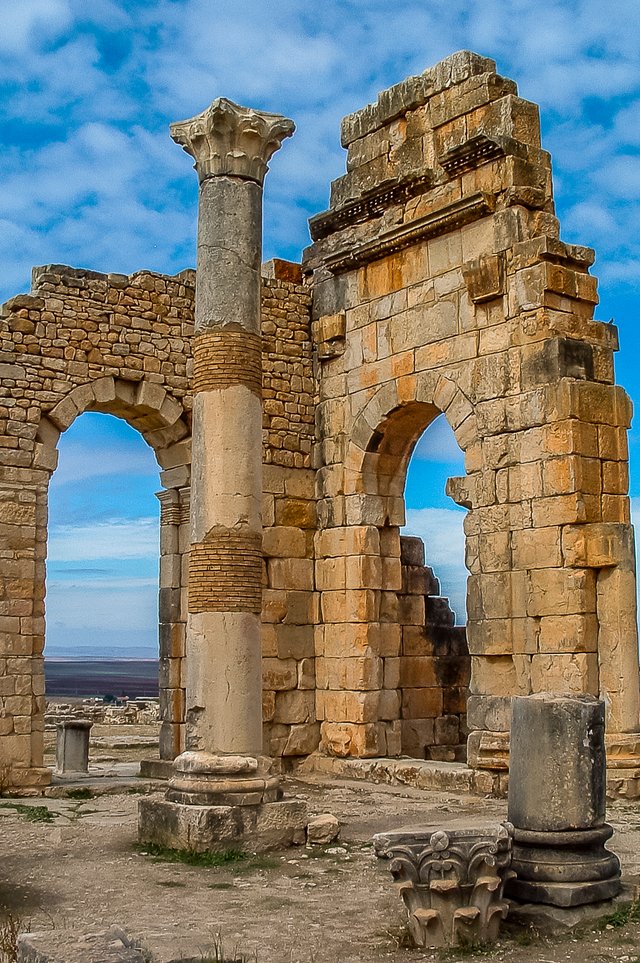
<box><xmin>400</xmin><ymin>413</ymin><xmax>469</xmax><ymax>760</ymax></box>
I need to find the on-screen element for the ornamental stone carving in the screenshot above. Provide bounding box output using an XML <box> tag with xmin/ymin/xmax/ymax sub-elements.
<box><xmin>170</xmin><ymin>98</ymin><xmax>295</xmax><ymax>184</ymax></box>
<box><xmin>374</xmin><ymin>823</ymin><xmax>514</xmax><ymax>948</ymax></box>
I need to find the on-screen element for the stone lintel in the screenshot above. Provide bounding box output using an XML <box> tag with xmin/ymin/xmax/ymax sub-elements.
<box><xmin>170</xmin><ymin>98</ymin><xmax>295</xmax><ymax>185</ymax></box>
<box><xmin>322</xmin><ymin>192</ymin><xmax>495</xmax><ymax>274</ymax></box>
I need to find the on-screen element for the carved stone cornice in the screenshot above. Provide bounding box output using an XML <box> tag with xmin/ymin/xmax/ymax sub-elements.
<box><xmin>438</xmin><ymin>133</ymin><xmax>526</xmax><ymax>179</ymax></box>
<box><xmin>309</xmin><ymin>172</ymin><xmax>434</xmax><ymax>241</ymax></box>
<box><xmin>170</xmin><ymin>98</ymin><xmax>295</xmax><ymax>185</ymax></box>
<box><xmin>323</xmin><ymin>192</ymin><xmax>496</xmax><ymax>274</ymax></box>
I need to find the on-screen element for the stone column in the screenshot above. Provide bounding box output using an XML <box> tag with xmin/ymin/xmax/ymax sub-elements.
<box><xmin>166</xmin><ymin>100</ymin><xmax>294</xmax><ymax>805</ymax></box>
<box><xmin>507</xmin><ymin>693</ymin><xmax>620</xmax><ymax>907</ymax></box>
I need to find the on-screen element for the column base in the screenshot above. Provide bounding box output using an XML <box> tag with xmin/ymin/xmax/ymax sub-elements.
<box><xmin>507</xmin><ymin>825</ymin><xmax>621</xmax><ymax>908</ymax></box>
<box><xmin>138</xmin><ymin>797</ymin><xmax>307</xmax><ymax>853</ymax></box>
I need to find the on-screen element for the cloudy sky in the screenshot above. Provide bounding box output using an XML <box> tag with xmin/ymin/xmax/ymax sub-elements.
<box><xmin>3</xmin><ymin>0</ymin><xmax>639</xmax><ymax>656</ymax></box>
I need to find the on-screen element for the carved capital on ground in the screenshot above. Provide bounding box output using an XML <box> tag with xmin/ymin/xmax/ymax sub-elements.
<box><xmin>170</xmin><ymin>98</ymin><xmax>295</xmax><ymax>184</ymax></box>
<box><xmin>374</xmin><ymin>823</ymin><xmax>514</xmax><ymax>948</ymax></box>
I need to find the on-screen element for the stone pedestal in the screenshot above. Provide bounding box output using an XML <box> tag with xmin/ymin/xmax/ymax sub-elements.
<box><xmin>507</xmin><ymin>693</ymin><xmax>621</xmax><ymax>907</ymax></box>
<box><xmin>137</xmin><ymin>97</ymin><xmax>305</xmax><ymax>852</ymax></box>
<box><xmin>374</xmin><ymin>823</ymin><xmax>514</xmax><ymax>948</ymax></box>
<box><xmin>55</xmin><ymin>719</ymin><xmax>92</xmax><ymax>774</ymax></box>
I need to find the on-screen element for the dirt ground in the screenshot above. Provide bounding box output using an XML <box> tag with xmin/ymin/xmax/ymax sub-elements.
<box><xmin>2</xmin><ymin>741</ymin><xmax>640</xmax><ymax>962</ymax></box>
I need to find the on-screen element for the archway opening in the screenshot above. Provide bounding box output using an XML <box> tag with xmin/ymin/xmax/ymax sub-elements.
<box><xmin>44</xmin><ymin>412</ymin><xmax>161</xmax><ymax>768</ymax></box>
<box><xmin>398</xmin><ymin>413</ymin><xmax>470</xmax><ymax>761</ymax></box>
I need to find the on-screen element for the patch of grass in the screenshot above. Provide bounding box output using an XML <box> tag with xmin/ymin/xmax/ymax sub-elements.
<box><xmin>0</xmin><ymin>911</ymin><xmax>21</xmax><ymax>963</ymax></box>
<box><xmin>134</xmin><ymin>842</ymin><xmax>247</xmax><ymax>868</ymax></box>
<box><xmin>208</xmin><ymin>882</ymin><xmax>234</xmax><ymax>890</ymax></box>
<box><xmin>175</xmin><ymin>930</ymin><xmax>257</xmax><ymax>962</ymax></box>
<box><xmin>64</xmin><ymin>787</ymin><xmax>94</xmax><ymax>799</ymax></box>
<box><xmin>597</xmin><ymin>900</ymin><xmax>640</xmax><ymax>930</ymax></box>
<box><xmin>0</xmin><ymin>802</ymin><xmax>56</xmax><ymax>824</ymax></box>
<box><xmin>157</xmin><ymin>880</ymin><xmax>187</xmax><ymax>888</ymax></box>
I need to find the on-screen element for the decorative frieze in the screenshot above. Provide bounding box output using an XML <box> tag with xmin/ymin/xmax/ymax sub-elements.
<box><xmin>439</xmin><ymin>133</ymin><xmax>512</xmax><ymax>178</ymax></box>
<box><xmin>324</xmin><ymin>193</ymin><xmax>496</xmax><ymax>274</ymax></box>
<box><xmin>309</xmin><ymin>173</ymin><xmax>433</xmax><ymax>241</ymax></box>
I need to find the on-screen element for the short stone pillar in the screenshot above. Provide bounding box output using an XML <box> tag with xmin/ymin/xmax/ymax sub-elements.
<box><xmin>374</xmin><ymin>824</ymin><xmax>514</xmax><ymax>948</ymax></box>
<box><xmin>507</xmin><ymin>693</ymin><xmax>621</xmax><ymax>907</ymax></box>
<box><xmin>55</xmin><ymin>719</ymin><xmax>92</xmax><ymax>774</ymax></box>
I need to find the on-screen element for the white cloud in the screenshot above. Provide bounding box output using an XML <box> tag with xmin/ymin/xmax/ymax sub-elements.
<box><xmin>403</xmin><ymin>507</ymin><xmax>467</xmax><ymax>622</ymax></box>
<box><xmin>48</xmin><ymin>518</ymin><xmax>158</xmax><ymax>561</ymax></box>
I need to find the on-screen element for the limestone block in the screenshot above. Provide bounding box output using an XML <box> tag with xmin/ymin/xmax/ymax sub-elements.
<box><xmin>262</xmin><ymin>690</ymin><xmax>276</xmax><ymax>723</ymax></box>
<box><xmin>323</xmin><ymin>655</ymin><xmax>383</xmax><ymax>691</ymax></box>
<box><xmin>321</xmin><ymin>621</ymin><xmax>377</xmax><ymax>657</ymax></box>
<box><xmin>467</xmin><ymin>730</ymin><xmax>510</xmax><ymax>770</ymax></box>
<box><xmin>262</xmin><ymin>526</ymin><xmax>308</xmax><ymax>558</ymax></box>
<box><xmin>526</xmin><ymin>568</ymin><xmax>596</xmax><ymax>617</ymax></box>
<box><xmin>399</xmin><ymin>656</ymin><xmax>438</xmax><ymax>688</ymax></box>
<box><xmin>537</xmin><ymin>614</ymin><xmax>599</xmax><ymax>654</ymax></box>
<box><xmin>462</xmin><ymin>253</ymin><xmax>505</xmax><ymax>303</ymax></box>
<box><xmin>268</xmin><ymin>557</ymin><xmax>314</xmax><ymax>591</ymax></box>
<box><xmin>283</xmin><ymin>722</ymin><xmax>320</xmax><ymax>756</ymax></box>
<box><xmin>322</xmin><ymin>689</ymin><xmax>380</xmax><ymax>723</ymax></box>
<box><xmin>275</xmin><ymin>497</ymin><xmax>316</xmax><ymax>529</ymax></box>
<box><xmin>379</xmin><ymin>689</ymin><xmax>401</xmax><ymax>720</ymax></box>
<box><xmin>466</xmin><ymin>618</ymin><xmax>513</xmax><ymax>656</ymax></box>
<box><xmin>276</xmin><ymin>624</ymin><xmax>315</xmax><ymax>659</ymax></box>
<box><xmin>321</xmin><ymin>720</ymin><xmax>386</xmax><ymax>757</ymax></box>
<box><xmin>283</xmin><ymin>590</ymin><xmax>318</xmax><ymax>625</ymax></box>
<box><xmin>511</xmin><ymin>526</ymin><xmax>561</xmax><ymax>569</ymax></box>
<box><xmin>542</xmin><ymin>455</ymin><xmax>601</xmax><ymax>497</ymax></box>
<box><xmin>530</xmin><ymin>653</ymin><xmax>598</xmax><ymax>695</ymax></box>
<box><xmin>401</xmin><ymin>687</ymin><xmax>443</xmax><ymax>719</ymax></box>
<box><xmin>467</xmin><ymin>694</ymin><xmax>512</xmax><ymax>732</ymax></box>
<box><xmin>320</xmin><ymin>589</ymin><xmax>379</xmax><ymax>623</ymax></box>
<box><xmin>306</xmin><ymin>812</ymin><xmax>340</xmax><ymax>845</ymax></box>
<box><xmin>273</xmin><ymin>690</ymin><xmax>315</xmax><ymax>724</ymax></box>
<box><xmin>383</xmin><ymin>657</ymin><xmax>401</xmax><ymax>689</ymax></box>
<box><xmin>379</xmin><ymin>623</ymin><xmax>402</xmax><ymax>657</ymax></box>
<box><xmin>470</xmin><ymin>655</ymin><xmax>519</xmax><ymax>696</ymax></box>
<box><xmin>138</xmin><ymin>797</ymin><xmax>307</xmax><ymax>853</ymax></box>
<box><xmin>262</xmin><ymin>658</ymin><xmax>297</xmax><ymax>691</ymax></box>
<box><xmin>297</xmin><ymin>658</ymin><xmax>315</xmax><ymax>689</ymax></box>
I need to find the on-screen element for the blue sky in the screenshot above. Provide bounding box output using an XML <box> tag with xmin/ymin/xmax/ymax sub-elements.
<box><xmin>2</xmin><ymin>0</ymin><xmax>639</xmax><ymax>655</ymax></box>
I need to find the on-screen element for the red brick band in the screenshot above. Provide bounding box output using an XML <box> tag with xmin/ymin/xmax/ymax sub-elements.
<box><xmin>193</xmin><ymin>330</ymin><xmax>262</xmax><ymax>396</ymax></box>
<box><xmin>188</xmin><ymin>529</ymin><xmax>262</xmax><ymax>614</ymax></box>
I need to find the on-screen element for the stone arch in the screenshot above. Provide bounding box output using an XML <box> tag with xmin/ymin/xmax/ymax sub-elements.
<box><xmin>316</xmin><ymin>372</ymin><xmax>471</xmax><ymax>762</ymax></box>
<box><xmin>343</xmin><ymin>374</ymin><xmax>476</xmax><ymax>526</ymax></box>
<box><xmin>0</xmin><ymin>376</ymin><xmax>193</xmax><ymax>788</ymax></box>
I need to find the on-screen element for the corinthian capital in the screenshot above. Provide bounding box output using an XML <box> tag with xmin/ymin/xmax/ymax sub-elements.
<box><xmin>170</xmin><ymin>98</ymin><xmax>295</xmax><ymax>185</ymax></box>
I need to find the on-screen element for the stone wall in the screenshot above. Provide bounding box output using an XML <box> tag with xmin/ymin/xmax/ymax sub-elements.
<box><xmin>304</xmin><ymin>50</ymin><xmax>639</xmax><ymax>778</ymax></box>
<box><xmin>0</xmin><ymin>259</ymin><xmax>320</xmax><ymax>786</ymax></box>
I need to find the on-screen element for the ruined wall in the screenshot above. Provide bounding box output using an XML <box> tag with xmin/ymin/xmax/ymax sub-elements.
<box><xmin>304</xmin><ymin>50</ymin><xmax>639</xmax><ymax>787</ymax></box>
<box><xmin>0</xmin><ymin>260</ymin><xmax>319</xmax><ymax>787</ymax></box>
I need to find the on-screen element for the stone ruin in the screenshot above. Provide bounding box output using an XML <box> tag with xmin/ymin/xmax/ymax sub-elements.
<box><xmin>1</xmin><ymin>51</ymin><xmax>639</xmax><ymax>821</ymax></box>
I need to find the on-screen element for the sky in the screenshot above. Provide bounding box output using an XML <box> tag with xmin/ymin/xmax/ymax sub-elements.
<box><xmin>2</xmin><ymin>0</ymin><xmax>639</xmax><ymax>656</ymax></box>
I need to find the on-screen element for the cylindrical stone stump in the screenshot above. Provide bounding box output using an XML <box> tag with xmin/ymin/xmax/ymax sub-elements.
<box><xmin>55</xmin><ymin>719</ymin><xmax>92</xmax><ymax>774</ymax></box>
<box><xmin>507</xmin><ymin>693</ymin><xmax>620</xmax><ymax>907</ymax></box>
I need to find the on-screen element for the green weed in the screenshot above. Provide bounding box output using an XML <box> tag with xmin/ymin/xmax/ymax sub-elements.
<box><xmin>64</xmin><ymin>787</ymin><xmax>94</xmax><ymax>800</ymax></box>
<box><xmin>0</xmin><ymin>802</ymin><xmax>56</xmax><ymax>823</ymax></box>
<box><xmin>135</xmin><ymin>842</ymin><xmax>247</xmax><ymax>868</ymax></box>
